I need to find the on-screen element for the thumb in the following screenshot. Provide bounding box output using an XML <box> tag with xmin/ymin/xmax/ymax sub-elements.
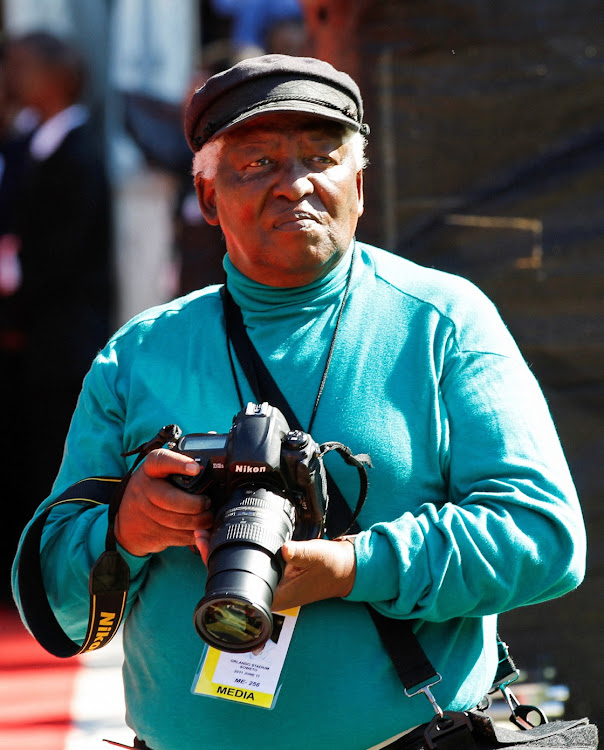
<box><xmin>143</xmin><ymin>448</ymin><xmax>200</xmax><ymax>479</ymax></box>
<box><xmin>281</xmin><ymin>540</ymin><xmax>314</xmax><ymax>566</ymax></box>
<box><xmin>194</xmin><ymin>528</ymin><xmax>212</xmax><ymax>566</ymax></box>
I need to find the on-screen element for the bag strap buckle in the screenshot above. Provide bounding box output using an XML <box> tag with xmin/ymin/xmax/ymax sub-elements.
<box><xmin>499</xmin><ymin>682</ymin><xmax>548</xmax><ymax>730</ymax></box>
<box><xmin>404</xmin><ymin>673</ymin><xmax>444</xmax><ymax>718</ymax></box>
<box><xmin>423</xmin><ymin>712</ymin><xmax>474</xmax><ymax>750</ymax></box>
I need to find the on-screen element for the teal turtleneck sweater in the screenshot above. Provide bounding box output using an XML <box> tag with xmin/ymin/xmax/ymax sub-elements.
<box><xmin>13</xmin><ymin>241</ymin><xmax>585</xmax><ymax>750</ymax></box>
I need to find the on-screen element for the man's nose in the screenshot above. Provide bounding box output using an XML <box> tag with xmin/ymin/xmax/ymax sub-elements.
<box><xmin>272</xmin><ymin>160</ymin><xmax>314</xmax><ymax>200</ymax></box>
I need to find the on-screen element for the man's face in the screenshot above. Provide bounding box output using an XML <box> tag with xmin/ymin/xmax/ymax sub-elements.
<box><xmin>195</xmin><ymin>113</ymin><xmax>364</xmax><ymax>287</ymax></box>
<box><xmin>4</xmin><ymin>43</ymin><xmax>48</xmax><ymax>110</ymax></box>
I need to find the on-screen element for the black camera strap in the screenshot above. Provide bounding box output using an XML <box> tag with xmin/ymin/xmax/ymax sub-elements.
<box><xmin>221</xmin><ymin>284</ymin><xmax>369</xmax><ymax>538</ymax></box>
<box><xmin>16</xmin><ymin>425</ymin><xmax>185</xmax><ymax>659</ymax></box>
<box><xmin>17</xmin><ymin>477</ymin><xmax>130</xmax><ymax>658</ymax></box>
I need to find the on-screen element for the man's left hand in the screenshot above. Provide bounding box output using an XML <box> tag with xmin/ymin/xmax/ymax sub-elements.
<box><xmin>271</xmin><ymin>538</ymin><xmax>357</xmax><ymax>611</ymax></box>
<box><xmin>194</xmin><ymin>533</ymin><xmax>357</xmax><ymax>611</ymax></box>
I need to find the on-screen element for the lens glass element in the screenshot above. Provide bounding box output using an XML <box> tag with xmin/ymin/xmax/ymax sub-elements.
<box><xmin>201</xmin><ymin>598</ymin><xmax>266</xmax><ymax>647</ymax></box>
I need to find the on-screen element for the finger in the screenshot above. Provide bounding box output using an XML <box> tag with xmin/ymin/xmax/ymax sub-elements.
<box><xmin>114</xmin><ymin>505</ymin><xmax>204</xmax><ymax>556</ymax></box>
<box><xmin>143</xmin><ymin>502</ymin><xmax>213</xmax><ymax>531</ymax></box>
<box><xmin>194</xmin><ymin>528</ymin><xmax>212</xmax><ymax>565</ymax></box>
<box><xmin>146</xmin><ymin>486</ymin><xmax>211</xmax><ymax>516</ymax></box>
<box><xmin>125</xmin><ymin>520</ymin><xmax>199</xmax><ymax>554</ymax></box>
<box><xmin>143</xmin><ymin>448</ymin><xmax>200</xmax><ymax>479</ymax></box>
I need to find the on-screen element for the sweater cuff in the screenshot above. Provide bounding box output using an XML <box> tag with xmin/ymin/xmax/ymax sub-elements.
<box><xmin>344</xmin><ymin>529</ymin><xmax>400</xmax><ymax>603</ymax></box>
<box><xmin>89</xmin><ymin>509</ymin><xmax>151</xmax><ymax>577</ymax></box>
<box><xmin>116</xmin><ymin>543</ymin><xmax>152</xmax><ymax>577</ymax></box>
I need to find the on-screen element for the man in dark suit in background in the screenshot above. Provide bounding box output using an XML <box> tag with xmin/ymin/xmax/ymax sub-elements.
<box><xmin>1</xmin><ymin>32</ymin><xmax>113</xmax><ymax>600</ymax></box>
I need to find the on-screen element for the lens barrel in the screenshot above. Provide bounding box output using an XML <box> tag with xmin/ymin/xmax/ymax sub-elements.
<box><xmin>194</xmin><ymin>486</ymin><xmax>296</xmax><ymax>652</ymax></box>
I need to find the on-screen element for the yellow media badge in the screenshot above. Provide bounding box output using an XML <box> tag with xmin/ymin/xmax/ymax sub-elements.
<box><xmin>191</xmin><ymin>607</ymin><xmax>300</xmax><ymax>710</ymax></box>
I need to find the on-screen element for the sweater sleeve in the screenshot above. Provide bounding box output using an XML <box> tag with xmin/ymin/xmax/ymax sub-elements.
<box><xmin>12</xmin><ymin>341</ymin><xmax>152</xmax><ymax>645</ymax></box>
<box><xmin>346</xmin><ymin>291</ymin><xmax>587</xmax><ymax>622</ymax></box>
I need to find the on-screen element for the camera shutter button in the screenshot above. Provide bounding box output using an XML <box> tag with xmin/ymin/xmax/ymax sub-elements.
<box><xmin>284</xmin><ymin>430</ymin><xmax>308</xmax><ymax>449</ymax></box>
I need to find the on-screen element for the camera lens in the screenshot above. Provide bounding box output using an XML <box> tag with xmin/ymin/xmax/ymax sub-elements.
<box><xmin>199</xmin><ymin>599</ymin><xmax>267</xmax><ymax>648</ymax></box>
<box><xmin>194</xmin><ymin>486</ymin><xmax>296</xmax><ymax>653</ymax></box>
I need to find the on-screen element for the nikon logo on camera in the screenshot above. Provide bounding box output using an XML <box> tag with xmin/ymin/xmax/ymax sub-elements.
<box><xmin>233</xmin><ymin>464</ymin><xmax>267</xmax><ymax>473</ymax></box>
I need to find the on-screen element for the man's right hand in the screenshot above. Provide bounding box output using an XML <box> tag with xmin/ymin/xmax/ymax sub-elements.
<box><xmin>114</xmin><ymin>449</ymin><xmax>213</xmax><ymax>557</ymax></box>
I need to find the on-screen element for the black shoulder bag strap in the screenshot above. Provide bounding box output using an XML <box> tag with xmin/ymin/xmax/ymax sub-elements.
<box><xmin>222</xmin><ymin>285</ymin><xmax>535</xmax><ymax>741</ymax></box>
<box><xmin>221</xmin><ymin>285</ymin><xmax>440</xmax><ymax>696</ymax></box>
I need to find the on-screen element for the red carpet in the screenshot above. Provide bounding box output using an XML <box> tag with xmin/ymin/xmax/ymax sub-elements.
<box><xmin>0</xmin><ymin>604</ymin><xmax>129</xmax><ymax>750</ymax></box>
<box><xmin>0</xmin><ymin>604</ymin><xmax>80</xmax><ymax>750</ymax></box>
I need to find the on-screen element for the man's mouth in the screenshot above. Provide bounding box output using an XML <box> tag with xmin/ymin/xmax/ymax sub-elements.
<box><xmin>273</xmin><ymin>211</ymin><xmax>320</xmax><ymax>229</ymax></box>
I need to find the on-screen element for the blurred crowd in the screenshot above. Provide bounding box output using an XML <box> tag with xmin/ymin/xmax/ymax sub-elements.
<box><xmin>0</xmin><ymin>31</ymin><xmax>112</xmax><ymax>602</ymax></box>
<box><xmin>0</xmin><ymin>1</ymin><xmax>307</xmax><ymax>603</ymax></box>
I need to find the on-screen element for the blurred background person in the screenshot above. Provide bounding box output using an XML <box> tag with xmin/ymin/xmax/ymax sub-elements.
<box><xmin>0</xmin><ymin>31</ymin><xmax>113</xmax><ymax>602</ymax></box>
<box><xmin>0</xmin><ymin>39</ymin><xmax>33</xmax><ymax>604</ymax></box>
<box><xmin>0</xmin><ymin>38</ymin><xmax>30</xmax><ymax>342</ymax></box>
<box><xmin>209</xmin><ymin>0</ymin><xmax>304</xmax><ymax>62</ymax></box>
<box><xmin>0</xmin><ymin>36</ymin><xmax>38</xmax><ymax>312</ymax></box>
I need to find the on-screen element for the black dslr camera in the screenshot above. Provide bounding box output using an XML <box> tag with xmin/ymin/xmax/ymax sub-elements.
<box><xmin>170</xmin><ymin>402</ymin><xmax>328</xmax><ymax>653</ymax></box>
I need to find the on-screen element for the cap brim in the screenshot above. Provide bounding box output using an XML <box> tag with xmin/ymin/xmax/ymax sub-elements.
<box><xmin>210</xmin><ymin>101</ymin><xmax>361</xmax><ymax>142</ymax></box>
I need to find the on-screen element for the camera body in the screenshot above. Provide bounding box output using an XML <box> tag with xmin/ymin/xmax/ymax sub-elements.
<box><xmin>169</xmin><ymin>402</ymin><xmax>328</xmax><ymax>652</ymax></box>
<box><xmin>171</xmin><ymin>401</ymin><xmax>327</xmax><ymax>542</ymax></box>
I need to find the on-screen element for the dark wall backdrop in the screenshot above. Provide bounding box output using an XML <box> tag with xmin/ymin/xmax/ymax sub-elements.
<box><xmin>304</xmin><ymin>0</ymin><xmax>604</xmax><ymax>727</ymax></box>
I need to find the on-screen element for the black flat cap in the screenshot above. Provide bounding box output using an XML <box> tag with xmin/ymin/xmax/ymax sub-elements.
<box><xmin>184</xmin><ymin>54</ymin><xmax>368</xmax><ymax>152</ymax></box>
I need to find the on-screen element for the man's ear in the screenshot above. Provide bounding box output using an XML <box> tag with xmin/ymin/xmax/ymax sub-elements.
<box><xmin>194</xmin><ymin>172</ymin><xmax>220</xmax><ymax>226</ymax></box>
<box><xmin>356</xmin><ymin>169</ymin><xmax>365</xmax><ymax>218</ymax></box>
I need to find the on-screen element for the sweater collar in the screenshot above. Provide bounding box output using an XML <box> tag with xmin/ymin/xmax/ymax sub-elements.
<box><xmin>224</xmin><ymin>241</ymin><xmax>355</xmax><ymax>313</ymax></box>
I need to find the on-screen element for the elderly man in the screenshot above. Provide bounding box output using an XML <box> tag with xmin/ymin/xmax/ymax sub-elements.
<box><xmin>13</xmin><ymin>55</ymin><xmax>586</xmax><ymax>750</ymax></box>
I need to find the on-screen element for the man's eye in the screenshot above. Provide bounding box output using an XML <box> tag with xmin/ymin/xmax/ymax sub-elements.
<box><xmin>248</xmin><ymin>157</ymin><xmax>271</xmax><ymax>168</ymax></box>
<box><xmin>310</xmin><ymin>155</ymin><xmax>334</xmax><ymax>165</ymax></box>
